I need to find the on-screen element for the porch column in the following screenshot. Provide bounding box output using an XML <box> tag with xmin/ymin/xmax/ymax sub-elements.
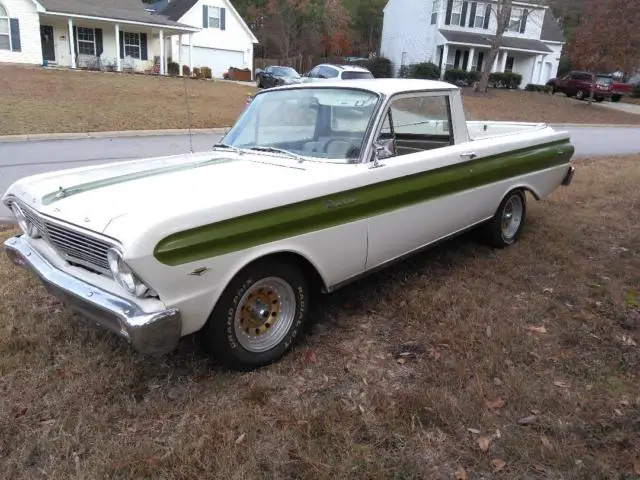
<box><xmin>466</xmin><ymin>47</ymin><xmax>475</xmax><ymax>72</ymax></box>
<box><xmin>188</xmin><ymin>33</ymin><xmax>193</xmax><ymax>75</ymax></box>
<box><xmin>114</xmin><ymin>23</ymin><xmax>121</xmax><ymax>72</ymax></box>
<box><xmin>499</xmin><ymin>51</ymin><xmax>508</xmax><ymax>72</ymax></box>
<box><xmin>536</xmin><ymin>55</ymin><xmax>544</xmax><ymax>84</ymax></box>
<box><xmin>159</xmin><ymin>29</ymin><xmax>165</xmax><ymax>75</ymax></box>
<box><xmin>177</xmin><ymin>34</ymin><xmax>183</xmax><ymax>76</ymax></box>
<box><xmin>67</xmin><ymin>18</ymin><xmax>76</xmax><ymax>68</ymax></box>
<box><xmin>440</xmin><ymin>44</ymin><xmax>449</xmax><ymax>80</ymax></box>
<box><xmin>491</xmin><ymin>50</ymin><xmax>499</xmax><ymax>72</ymax></box>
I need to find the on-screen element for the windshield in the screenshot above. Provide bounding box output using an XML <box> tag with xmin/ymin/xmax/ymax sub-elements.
<box><xmin>222</xmin><ymin>87</ymin><xmax>380</xmax><ymax>163</ymax></box>
<box><xmin>272</xmin><ymin>66</ymin><xmax>299</xmax><ymax>78</ymax></box>
<box><xmin>341</xmin><ymin>70</ymin><xmax>374</xmax><ymax>80</ymax></box>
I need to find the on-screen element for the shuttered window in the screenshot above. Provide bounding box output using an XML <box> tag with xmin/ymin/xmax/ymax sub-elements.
<box><xmin>0</xmin><ymin>4</ymin><xmax>9</xmax><ymax>50</ymax></box>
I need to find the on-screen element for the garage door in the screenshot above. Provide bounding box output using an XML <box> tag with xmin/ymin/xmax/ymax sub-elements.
<box><xmin>180</xmin><ymin>46</ymin><xmax>244</xmax><ymax>78</ymax></box>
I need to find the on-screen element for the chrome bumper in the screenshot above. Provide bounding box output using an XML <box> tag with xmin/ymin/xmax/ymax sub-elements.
<box><xmin>561</xmin><ymin>165</ymin><xmax>575</xmax><ymax>186</ymax></box>
<box><xmin>3</xmin><ymin>235</ymin><xmax>182</xmax><ymax>355</ymax></box>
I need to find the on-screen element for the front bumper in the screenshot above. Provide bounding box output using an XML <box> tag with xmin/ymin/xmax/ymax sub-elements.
<box><xmin>3</xmin><ymin>235</ymin><xmax>182</xmax><ymax>355</ymax></box>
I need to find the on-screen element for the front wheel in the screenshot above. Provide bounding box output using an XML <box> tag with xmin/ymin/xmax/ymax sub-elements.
<box><xmin>199</xmin><ymin>258</ymin><xmax>309</xmax><ymax>371</ymax></box>
<box><xmin>480</xmin><ymin>189</ymin><xmax>527</xmax><ymax>248</ymax></box>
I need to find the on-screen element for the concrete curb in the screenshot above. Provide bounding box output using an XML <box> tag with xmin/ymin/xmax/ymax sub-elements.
<box><xmin>0</xmin><ymin>127</ymin><xmax>229</xmax><ymax>143</ymax></box>
<box><xmin>549</xmin><ymin>123</ymin><xmax>640</xmax><ymax>128</ymax></box>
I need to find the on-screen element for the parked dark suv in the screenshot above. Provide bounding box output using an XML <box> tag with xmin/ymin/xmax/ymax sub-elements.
<box><xmin>546</xmin><ymin>70</ymin><xmax>613</xmax><ymax>102</ymax></box>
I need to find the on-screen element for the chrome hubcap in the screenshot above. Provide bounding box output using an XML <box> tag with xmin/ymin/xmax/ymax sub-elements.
<box><xmin>501</xmin><ymin>195</ymin><xmax>523</xmax><ymax>240</ymax></box>
<box><xmin>234</xmin><ymin>277</ymin><xmax>296</xmax><ymax>352</ymax></box>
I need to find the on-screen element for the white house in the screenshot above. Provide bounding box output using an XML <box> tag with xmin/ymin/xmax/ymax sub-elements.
<box><xmin>380</xmin><ymin>0</ymin><xmax>566</xmax><ymax>88</ymax></box>
<box><xmin>0</xmin><ymin>0</ymin><xmax>258</xmax><ymax>78</ymax></box>
<box><xmin>151</xmin><ymin>0</ymin><xmax>259</xmax><ymax>78</ymax></box>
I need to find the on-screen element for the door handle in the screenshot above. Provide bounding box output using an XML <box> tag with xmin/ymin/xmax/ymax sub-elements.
<box><xmin>460</xmin><ymin>152</ymin><xmax>477</xmax><ymax>160</ymax></box>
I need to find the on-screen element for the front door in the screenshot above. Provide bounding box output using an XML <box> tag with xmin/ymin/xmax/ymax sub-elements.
<box><xmin>40</xmin><ymin>25</ymin><xmax>55</xmax><ymax>62</ymax></box>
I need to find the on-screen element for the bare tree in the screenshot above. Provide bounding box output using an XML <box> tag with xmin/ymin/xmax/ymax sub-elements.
<box><xmin>474</xmin><ymin>0</ymin><xmax>545</xmax><ymax>93</ymax></box>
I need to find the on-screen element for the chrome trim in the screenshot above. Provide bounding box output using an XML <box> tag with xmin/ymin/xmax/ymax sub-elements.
<box><xmin>561</xmin><ymin>165</ymin><xmax>575</xmax><ymax>186</ymax></box>
<box><xmin>4</xmin><ymin>235</ymin><xmax>182</xmax><ymax>356</ymax></box>
<box><xmin>5</xmin><ymin>197</ymin><xmax>118</xmax><ymax>276</ymax></box>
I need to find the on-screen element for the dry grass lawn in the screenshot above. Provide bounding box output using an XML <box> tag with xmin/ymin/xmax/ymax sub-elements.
<box><xmin>1</xmin><ymin>155</ymin><xmax>639</xmax><ymax>479</ymax></box>
<box><xmin>1</xmin><ymin>64</ymin><xmax>639</xmax><ymax>136</ymax></box>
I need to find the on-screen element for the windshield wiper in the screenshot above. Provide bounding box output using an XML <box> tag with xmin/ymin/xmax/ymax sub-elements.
<box><xmin>212</xmin><ymin>142</ymin><xmax>243</xmax><ymax>155</ymax></box>
<box><xmin>249</xmin><ymin>146</ymin><xmax>305</xmax><ymax>163</ymax></box>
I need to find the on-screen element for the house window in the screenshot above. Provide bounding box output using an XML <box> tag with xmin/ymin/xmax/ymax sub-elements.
<box><xmin>77</xmin><ymin>27</ymin><xmax>96</xmax><ymax>55</ymax></box>
<box><xmin>507</xmin><ymin>8</ymin><xmax>523</xmax><ymax>32</ymax></box>
<box><xmin>473</xmin><ymin>3</ymin><xmax>485</xmax><ymax>28</ymax></box>
<box><xmin>208</xmin><ymin>6</ymin><xmax>221</xmax><ymax>28</ymax></box>
<box><xmin>431</xmin><ymin>0</ymin><xmax>439</xmax><ymax>25</ymax></box>
<box><xmin>505</xmin><ymin>56</ymin><xmax>514</xmax><ymax>72</ymax></box>
<box><xmin>0</xmin><ymin>4</ymin><xmax>10</xmax><ymax>51</ymax></box>
<box><xmin>123</xmin><ymin>32</ymin><xmax>141</xmax><ymax>59</ymax></box>
<box><xmin>451</xmin><ymin>1</ymin><xmax>463</xmax><ymax>26</ymax></box>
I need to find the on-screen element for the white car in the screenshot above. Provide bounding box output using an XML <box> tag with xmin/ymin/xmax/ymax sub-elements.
<box><xmin>3</xmin><ymin>79</ymin><xmax>575</xmax><ymax>370</ymax></box>
<box><xmin>302</xmin><ymin>63</ymin><xmax>374</xmax><ymax>82</ymax></box>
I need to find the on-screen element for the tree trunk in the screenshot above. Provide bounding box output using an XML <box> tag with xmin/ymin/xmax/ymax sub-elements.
<box><xmin>476</xmin><ymin>41</ymin><xmax>501</xmax><ymax>92</ymax></box>
<box><xmin>588</xmin><ymin>81</ymin><xmax>594</xmax><ymax>105</ymax></box>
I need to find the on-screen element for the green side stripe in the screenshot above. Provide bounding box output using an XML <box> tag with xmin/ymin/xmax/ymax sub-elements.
<box><xmin>42</xmin><ymin>156</ymin><xmax>236</xmax><ymax>205</ymax></box>
<box><xmin>154</xmin><ymin>140</ymin><xmax>574</xmax><ymax>266</ymax></box>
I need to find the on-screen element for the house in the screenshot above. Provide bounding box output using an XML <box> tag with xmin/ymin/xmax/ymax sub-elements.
<box><xmin>0</xmin><ymin>0</ymin><xmax>258</xmax><ymax>78</ymax></box>
<box><xmin>380</xmin><ymin>0</ymin><xmax>566</xmax><ymax>88</ymax></box>
<box><xmin>151</xmin><ymin>0</ymin><xmax>259</xmax><ymax>78</ymax></box>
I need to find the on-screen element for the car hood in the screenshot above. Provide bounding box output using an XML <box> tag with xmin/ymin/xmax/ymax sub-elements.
<box><xmin>3</xmin><ymin>150</ymin><xmax>331</xmax><ymax>244</ymax></box>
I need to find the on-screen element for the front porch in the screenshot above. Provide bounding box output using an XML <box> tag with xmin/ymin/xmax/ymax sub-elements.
<box><xmin>38</xmin><ymin>13</ymin><xmax>198</xmax><ymax>75</ymax></box>
<box><xmin>434</xmin><ymin>30</ymin><xmax>555</xmax><ymax>88</ymax></box>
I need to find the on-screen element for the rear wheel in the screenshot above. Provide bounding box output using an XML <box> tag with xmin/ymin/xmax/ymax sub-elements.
<box><xmin>575</xmin><ymin>89</ymin><xmax>586</xmax><ymax>100</ymax></box>
<box><xmin>481</xmin><ymin>189</ymin><xmax>527</xmax><ymax>248</ymax></box>
<box><xmin>612</xmin><ymin>94</ymin><xmax>622</xmax><ymax>102</ymax></box>
<box><xmin>199</xmin><ymin>258</ymin><xmax>309</xmax><ymax>371</ymax></box>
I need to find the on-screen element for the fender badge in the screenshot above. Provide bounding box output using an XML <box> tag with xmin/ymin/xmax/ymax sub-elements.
<box><xmin>189</xmin><ymin>267</ymin><xmax>210</xmax><ymax>276</ymax></box>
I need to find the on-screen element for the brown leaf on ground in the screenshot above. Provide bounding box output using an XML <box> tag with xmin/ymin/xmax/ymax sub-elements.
<box><xmin>454</xmin><ymin>466</ymin><xmax>468</xmax><ymax>480</ymax></box>
<box><xmin>526</xmin><ymin>325</ymin><xmax>548</xmax><ymax>334</ymax></box>
<box><xmin>478</xmin><ymin>436</ymin><xmax>491</xmax><ymax>452</ymax></box>
<box><xmin>540</xmin><ymin>435</ymin><xmax>553</xmax><ymax>450</ymax></box>
<box><xmin>492</xmin><ymin>459</ymin><xmax>506</xmax><ymax>471</ymax></box>
<box><xmin>486</xmin><ymin>397</ymin><xmax>506</xmax><ymax>410</ymax></box>
<box><xmin>554</xmin><ymin>380</ymin><xmax>571</xmax><ymax>388</ymax></box>
<box><xmin>518</xmin><ymin>415</ymin><xmax>539</xmax><ymax>425</ymax></box>
<box><xmin>633</xmin><ymin>458</ymin><xmax>640</xmax><ymax>475</ymax></box>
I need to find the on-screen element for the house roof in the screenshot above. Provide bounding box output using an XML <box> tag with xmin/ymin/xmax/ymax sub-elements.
<box><xmin>156</xmin><ymin>0</ymin><xmax>259</xmax><ymax>43</ymax></box>
<box><xmin>540</xmin><ymin>9</ymin><xmax>565</xmax><ymax>43</ymax></box>
<box><xmin>157</xmin><ymin>0</ymin><xmax>199</xmax><ymax>21</ymax></box>
<box><xmin>439</xmin><ymin>29</ymin><xmax>553</xmax><ymax>53</ymax></box>
<box><xmin>37</xmin><ymin>0</ymin><xmax>197</xmax><ymax>29</ymax></box>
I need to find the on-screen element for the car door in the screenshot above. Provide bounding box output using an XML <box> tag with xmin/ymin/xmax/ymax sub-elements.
<box><xmin>365</xmin><ymin>91</ymin><xmax>493</xmax><ymax>270</ymax></box>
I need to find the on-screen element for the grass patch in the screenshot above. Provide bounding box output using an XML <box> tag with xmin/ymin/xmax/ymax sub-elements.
<box><xmin>1</xmin><ymin>156</ymin><xmax>639</xmax><ymax>479</ymax></box>
<box><xmin>1</xmin><ymin>65</ymin><xmax>639</xmax><ymax>136</ymax></box>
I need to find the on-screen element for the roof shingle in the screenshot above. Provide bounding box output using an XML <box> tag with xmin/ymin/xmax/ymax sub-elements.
<box><xmin>38</xmin><ymin>0</ymin><xmax>196</xmax><ymax>29</ymax></box>
<box><xmin>439</xmin><ymin>29</ymin><xmax>553</xmax><ymax>53</ymax></box>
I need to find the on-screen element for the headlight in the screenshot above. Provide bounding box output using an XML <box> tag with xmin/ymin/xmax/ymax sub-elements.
<box><xmin>11</xmin><ymin>202</ymin><xmax>39</xmax><ymax>238</ymax></box>
<box><xmin>107</xmin><ymin>248</ymin><xmax>150</xmax><ymax>297</ymax></box>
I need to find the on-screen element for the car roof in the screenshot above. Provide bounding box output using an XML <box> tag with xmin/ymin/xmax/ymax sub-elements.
<box><xmin>318</xmin><ymin>63</ymin><xmax>371</xmax><ymax>72</ymax></box>
<box><xmin>262</xmin><ymin>78</ymin><xmax>458</xmax><ymax>96</ymax></box>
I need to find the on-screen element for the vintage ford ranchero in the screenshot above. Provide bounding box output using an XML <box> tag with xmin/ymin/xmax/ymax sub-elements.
<box><xmin>3</xmin><ymin>79</ymin><xmax>575</xmax><ymax>370</ymax></box>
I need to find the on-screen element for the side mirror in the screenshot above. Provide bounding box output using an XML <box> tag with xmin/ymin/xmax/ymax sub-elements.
<box><xmin>373</xmin><ymin>138</ymin><xmax>395</xmax><ymax>163</ymax></box>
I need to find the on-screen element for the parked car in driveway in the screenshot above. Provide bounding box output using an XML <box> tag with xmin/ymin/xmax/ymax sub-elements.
<box><xmin>546</xmin><ymin>70</ymin><xmax>613</xmax><ymax>102</ymax></box>
<box><xmin>3</xmin><ymin>78</ymin><xmax>575</xmax><ymax>371</ymax></box>
<box><xmin>302</xmin><ymin>63</ymin><xmax>374</xmax><ymax>82</ymax></box>
<box><xmin>255</xmin><ymin>65</ymin><xmax>302</xmax><ymax>89</ymax></box>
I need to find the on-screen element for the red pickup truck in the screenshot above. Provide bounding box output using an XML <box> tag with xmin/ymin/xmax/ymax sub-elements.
<box><xmin>546</xmin><ymin>70</ymin><xmax>613</xmax><ymax>102</ymax></box>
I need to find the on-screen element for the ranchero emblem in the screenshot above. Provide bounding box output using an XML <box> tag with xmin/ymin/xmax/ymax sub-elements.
<box><xmin>325</xmin><ymin>198</ymin><xmax>355</xmax><ymax>210</ymax></box>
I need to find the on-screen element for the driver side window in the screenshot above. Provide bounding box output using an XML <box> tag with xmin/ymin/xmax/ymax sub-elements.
<box><xmin>375</xmin><ymin>93</ymin><xmax>453</xmax><ymax>159</ymax></box>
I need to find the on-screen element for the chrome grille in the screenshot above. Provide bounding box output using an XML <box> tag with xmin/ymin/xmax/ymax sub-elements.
<box><xmin>8</xmin><ymin>199</ymin><xmax>115</xmax><ymax>275</ymax></box>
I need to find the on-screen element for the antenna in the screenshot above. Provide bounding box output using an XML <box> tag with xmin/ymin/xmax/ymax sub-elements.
<box><xmin>182</xmin><ymin>73</ymin><xmax>194</xmax><ymax>154</ymax></box>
